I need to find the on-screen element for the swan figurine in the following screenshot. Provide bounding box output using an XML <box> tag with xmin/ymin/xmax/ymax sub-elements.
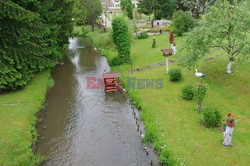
<box><xmin>195</xmin><ymin>69</ymin><xmax>206</xmax><ymax>78</ymax></box>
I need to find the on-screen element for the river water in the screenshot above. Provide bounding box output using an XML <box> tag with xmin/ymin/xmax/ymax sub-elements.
<box><xmin>36</xmin><ymin>38</ymin><xmax>158</xmax><ymax>166</ymax></box>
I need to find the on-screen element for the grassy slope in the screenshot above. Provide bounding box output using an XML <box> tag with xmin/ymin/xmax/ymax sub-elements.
<box><xmin>111</xmin><ymin>34</ymin><xmax>250</xmax><ymax>165</ymax></box>
<box><xmin>0</xmin><ymin>71</ymin><xmax>53</xmax><ymax>166</ymax></box>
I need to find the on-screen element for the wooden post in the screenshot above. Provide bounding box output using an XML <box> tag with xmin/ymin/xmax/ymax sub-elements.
<box><xmin>161</xmin><ymin>49</ymin><xmax>172</xmax><ymax>74</ymax></box>
<box><xmin>166</xmin><ymin>57</ymin><xmax>168</xmax><ymax>74</ymax></box>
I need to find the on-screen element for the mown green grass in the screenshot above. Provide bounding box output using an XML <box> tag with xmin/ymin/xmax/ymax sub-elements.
<box><xmin>108</xmin><ymin>34</ymin><xmax>250</xmax><ymax>165</ymax></box>
<box><xmin>0</xmin><ymin>71</ymin><xmax>53</xmax><ymax>166</ymax></box>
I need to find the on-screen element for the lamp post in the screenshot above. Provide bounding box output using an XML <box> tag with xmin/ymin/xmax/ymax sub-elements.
<box><xmin>166</xmin><ymin>57</ymin><xmax>169</xmax><ymax>74</ymax></box>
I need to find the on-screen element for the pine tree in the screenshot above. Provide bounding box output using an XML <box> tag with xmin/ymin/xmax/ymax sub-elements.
<box><xmin>0</xmin><ymin>0</ymin><xmax>74</xmax><ymax>91</ymax></box>
<box><xmin>0</xmin><ymin>1</ymin><xmax>53</xmax><ymax>90</ymax></box>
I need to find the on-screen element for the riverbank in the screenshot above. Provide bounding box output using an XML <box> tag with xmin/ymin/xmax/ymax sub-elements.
<box><xmin>90</xmin><ymin>30</ymin><xmax>250</xmax><ymax>165</ymax></box>
<box><xmin>0</xmin><ymin>71</ymin><xmax>53</xmax><ymax>165</ymax></box>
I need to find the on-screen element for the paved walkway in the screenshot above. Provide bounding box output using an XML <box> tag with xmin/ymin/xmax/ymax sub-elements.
<box><xmin>130</xmin><ymin>60</ymin><xmax>177</xmax><ymax>73</ymax></box>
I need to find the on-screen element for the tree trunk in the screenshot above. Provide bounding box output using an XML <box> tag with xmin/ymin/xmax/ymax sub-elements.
<box><xmin>226</xmin><ymin>59</ymin><xmax>234</xmax><ymax>74</ymax></box>
<box><xmin>197</xmin><ymin>103</ymin><xmax>203</xmax><ymax>112</ymax></box>
<box><xmin>223</xmin><ymin>126</ymin><xmax>234</xmax><ymax>146</ymax></box>
<box><xmin>91</xmin><ymin>21</ymin><xmax>94</xmax><ymax>32</ymax></box>
<box><xmin>151</xmin><ymin>10</ymin><xmax>156</xmax><ymax>28</ymax></box>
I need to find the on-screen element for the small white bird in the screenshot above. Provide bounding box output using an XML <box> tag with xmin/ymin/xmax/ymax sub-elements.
<box><xmin>194</xmin><ymin>69</ymin><xmax>206</xmax><ymax>78</ymax></box>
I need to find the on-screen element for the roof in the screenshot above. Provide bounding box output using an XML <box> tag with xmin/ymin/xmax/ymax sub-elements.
<box><xmin>161</xmin><ymin>48</ymin><xmax>173</xmax><ymax>53</ymax></box>
<box><xmin>102</xmin><ymin>72</ymin><xmax>121</xmax><ymax>79</ymax></box>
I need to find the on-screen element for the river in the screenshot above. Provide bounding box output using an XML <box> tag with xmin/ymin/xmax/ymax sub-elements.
<box><xmin>36</xmin><ymin>38</ymin><xmax>158</xmax><ymax>166</ymax></box>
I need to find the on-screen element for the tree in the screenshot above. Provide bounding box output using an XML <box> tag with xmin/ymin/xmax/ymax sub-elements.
<box><xmin>120</xmin><ymin>0</ymin><xmax>128</xmax><ymax>10</ymax></box>
<box><xmin>180</xmin><ymin>0</ymin><xmax>215</xmax><ymax>18</ymax></box>
<box><xmin>182</xmin><ymin>0</ymin><xmax>250</xmax><ymax>74</ymax></box>
<box><xmin>171</xmin><ymin>10</ymin><xmax>195</xmax><ymax>36</ymax></box>
<box><xmin>112</xmin><ymin>16</ymin><xmax>131</xmax><ymax>63</ymax></box>
<box><xmin>138</xmin><ymin>0</ymin><xmax>176</xmax><ymax>27</ymax></box>
<box><xmin>73</xmin><ymin>0</ymin><xmax>88</xmax><ymax>25</ymax></box>
<box><xmin>0</xmin><ymin>0</ymin><xmax>74</xmax><ymax>91</ymax></box>
<box><xmin>176</xmin><ymin>0</ymin><xmax>188</xmax><ymax>11</ymax></box>
<box><xmin>126</xmin><ymin>0</ymin><xmax>134</xmax><ymax>19</ymax></box>
<box><xmin>120</xmin><ymin>0</ymin><xmax>134</xmax><ymax>19</ymax></box>
<box><xmin>0</xmin><ymin>1</ymin><xmax>52</xmax><ymax>90</ymax></box>
<box><xmin>138</xmin><ymin>0</ymin><xmax>160</xmax><ymax>27</ymax></box>
<box><xmin>137</xmin><ymin>0</ymin><xmax>152</xmax><ymax>16</ymax></box>
<box><xmin>39</xmin><ymin>0</ymin><xmax>75</xmax><ymax>60</ymax></box>
<box><xmin>156</xmin><ymin>0</ymin><xmax>176</xmax><ymax>19</ymax></box>
<box><xmin>80</xmin><ymin>0</ymin><xmax>102</xmax><ymax>32</ymax></box>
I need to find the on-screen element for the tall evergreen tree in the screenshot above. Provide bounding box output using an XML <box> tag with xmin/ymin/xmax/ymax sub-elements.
<box><xmin>0</xmin><ymin>0</ymin><xmax>74</xmax><ymax>91</ymax></box>
<box><xmin>0</xmin><ymin>0</ymin><xmax>52</xmax><ymax>90</ymax></box>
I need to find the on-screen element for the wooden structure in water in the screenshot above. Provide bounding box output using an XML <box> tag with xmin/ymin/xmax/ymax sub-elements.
<box><xmin>102</xmin><ymin>72</ymin><xmax>122</xmax><ymax>92</ymax></box>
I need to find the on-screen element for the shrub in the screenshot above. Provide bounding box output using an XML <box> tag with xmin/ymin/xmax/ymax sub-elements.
<box><xmin>169</xmin><ymin>69</ymin><xmax>182</xmax><ymax>82</ymax></box>
<box><xmin>137</xmin><ymin>31</ymin><xmax>148</xmax><ymax>39</ymax></box>
<box><xmin>112</xmin><ymin>16</ymin><xmax>131</xmax><ymax>63</ymax></box>
<box><xmin>202</xmin><ymin>106</ymin><xmax>222</xmax><ymax>128</ymax></box>
<box><xmin>194</xmin><ymin>85</ymin><xmax>207</xmax><ymax>111</ymax></box>
<box><xmin>181</xmin><ymin>85</ymin><xmax>194</xmax><ymax>100</ymax></box>
<box><xmin>110</xmin><ymin>56</ymin><xmax>123</xmax><ymax>66</ymax></box>
<box><xmin>171</xmin><ymin>10</ymin><xmax>195</xmax><ymax>36</ymax></box>
<box><xmin>159</xmin><ymin>153</ymin><xmax>169</xmax><ymax>166</ymax></box>
<box><xmin>152</xmin><ymin>37</ymin><xmax>156</xmax><ymax>48</ymax></box>
<box><xmin>88</xmin><ymin>31</ymin><xmax>113</xmax><ymax>49</ymax></box>
<box><xmin>81</xmin><ymin>27</ymin><xmax>90</xmax><ymax>37</ymax></box>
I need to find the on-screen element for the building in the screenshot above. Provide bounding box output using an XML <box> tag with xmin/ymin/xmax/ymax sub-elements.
<box><xmin>101</xmin><ymin>0</ymin><xmax>139</xmax><ymax>10</ymax></box>
<box><xmin>101</xmin><ymin>0</ymin><xmax>121</xmax><ymax>10</ymax></box>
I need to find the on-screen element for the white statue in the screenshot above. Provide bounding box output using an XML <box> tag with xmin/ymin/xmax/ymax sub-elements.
<box><xmin>223</xmin><ymin>113</ymin><xmax>235</xmax><ymax>146</ymax></box>
<box><xmin>223</xmin><ymin>126</ymin><xmax>234</xmax><ymax>146</ymax></box>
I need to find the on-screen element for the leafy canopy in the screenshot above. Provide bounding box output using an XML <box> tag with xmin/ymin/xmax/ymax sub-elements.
<box><xmin>138</xmin><ymin>0</ymin><xmax>176</xmax><ymax>19</ymax></box>
<box><xmin>77</xmin><ymin>0</ymin><xmax>102</xmax><ymax>31</ymax></box>
<box><xmin>121</xmin><ymin>0</ymin><xmax>134</xmax><ymax>19</ymax></box>
<box><xmin>182</xmin><ymin>0</ymin><xmax>250</xmax><ymax>68</ymax></box>
<box><xmin>171</xmin><ymin>10</ymin><xmax>195</xmax><ymax>36</ymax></box>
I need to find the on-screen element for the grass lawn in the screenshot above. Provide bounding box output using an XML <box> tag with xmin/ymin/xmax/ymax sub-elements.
<box><xmin>107</xmin><ymin>34</ymin><xmax>250</xmax><ymax>165</ymax></box>
<box><xmin>0</xmin><ymin>71</ymin><xmax>53</xmax><ymax>166</ymax></box>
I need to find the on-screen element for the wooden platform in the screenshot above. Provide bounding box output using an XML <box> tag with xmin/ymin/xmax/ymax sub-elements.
<box><xmin>102</xmin><ymin>72</ymin><xmax>121</xmax><ymax>92</ymax></box>
<box><xmin>102</xmin><ymin>72</ymin><xmax>121</xmax><ymax>79</ymax></box>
